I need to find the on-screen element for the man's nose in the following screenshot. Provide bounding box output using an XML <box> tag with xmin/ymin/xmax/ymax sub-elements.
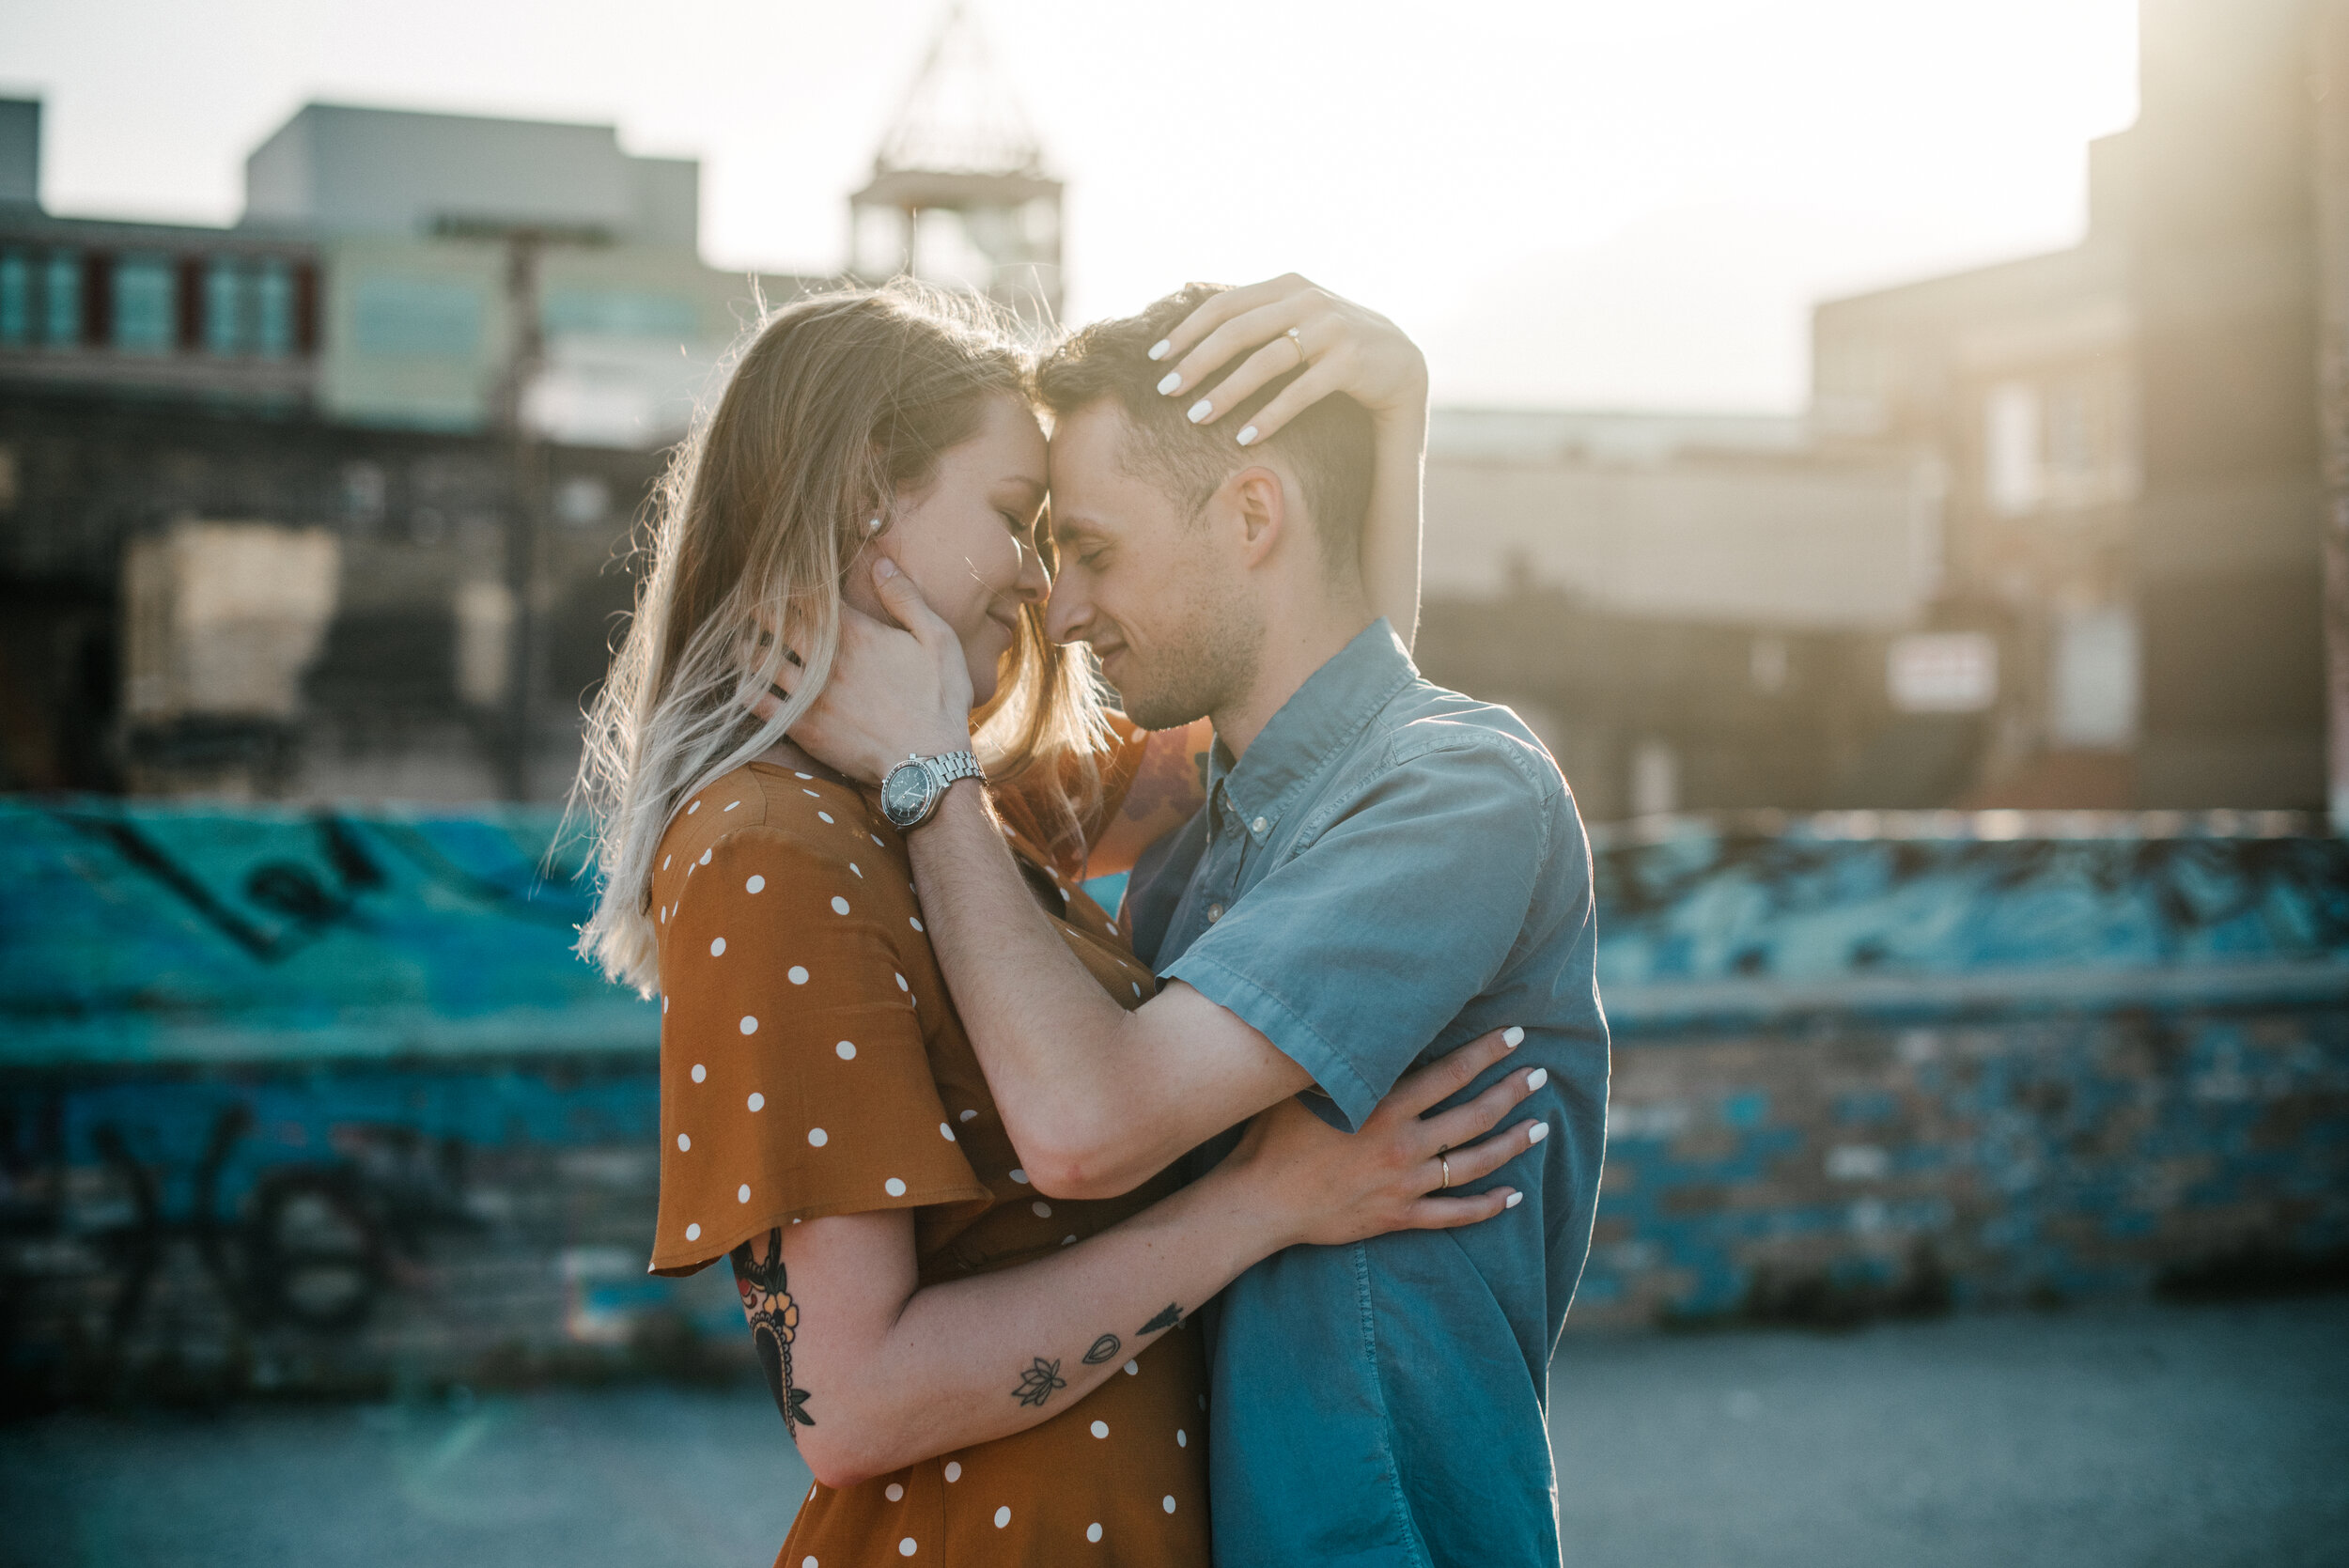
<box><xmin>1044</xmin><ymin>575</ymin><xmax>1090</xmax><ymax>645</ymax></box>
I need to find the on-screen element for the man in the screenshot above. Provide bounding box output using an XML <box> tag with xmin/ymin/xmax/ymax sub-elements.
<box><xmin>808</xmin><ymin>278</ymin><xmax>1607</xmax><ymax>1567</ymax></box>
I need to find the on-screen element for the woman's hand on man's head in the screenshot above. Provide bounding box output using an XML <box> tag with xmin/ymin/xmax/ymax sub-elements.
<box><xmin>1144</xmin><ymin>273</ymin><xmax>1430</xmax><ymax>446</ymax></box>
<box><xmin>751</xmin><ymin>558</ymin><xmax>977</xmax><ymax>784</ymax></box>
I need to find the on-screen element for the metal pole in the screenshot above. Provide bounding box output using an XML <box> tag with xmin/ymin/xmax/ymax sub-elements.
<box><xmin>2315</xmin><ymin>2</ymin><xmax>2349</xmax><ymax>831</ymax></box>
<box><xmin>499</xmin><ymin>232</ymin><xmax>546</xmax><ymax>802</ymax></box>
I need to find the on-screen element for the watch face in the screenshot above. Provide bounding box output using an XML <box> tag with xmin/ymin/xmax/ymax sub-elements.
<box><xmin>880</xmin><ymin>761</ymin><xmax>933</xmax><ymax>826</ymax></box>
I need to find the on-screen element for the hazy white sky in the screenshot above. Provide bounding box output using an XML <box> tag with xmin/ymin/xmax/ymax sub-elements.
<box><xmin>0</xmin><ymin>0</ymin><xmax>2139</xmax><ymax>411</ymax></box>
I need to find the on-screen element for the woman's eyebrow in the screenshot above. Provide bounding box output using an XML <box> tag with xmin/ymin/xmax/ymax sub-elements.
<box><xmin>999</xmin><ymin>474</ymin><xmax>1047</xmax><ymax>504</ymax></box>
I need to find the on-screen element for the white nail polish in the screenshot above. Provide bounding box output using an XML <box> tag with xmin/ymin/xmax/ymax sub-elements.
<box><xmin>1157</xmin><ymin>370</ymin><xmax>1182</xmax><ymax>396</ymax></box>
<box><xmin>1236</xmin><ymin>426</ymin><xmax>1259</xmax><ymax>446</ymax></box>
<box><xmin>1525</xmin><ymin>1067</ymin><xmax>1548</xmax><ymax>1091</ymax></box>
<box><xmin>1502</xmin><ymin>1026</ymin><xmax>1525</xmax><ymax>1048</ymax></box>
<box><xmin>1528</xmin><ymin>1122</ymin><xmax>1549</xmax><ymax>1143</ymax></box>
<box><xmin>1147</xmin><ymin>339</ymin><xmax>1171</xmax><ymax>361</ymax></box>
<box><xmin>1187</xmin><ymin>399</ymin><xmax>1212</xmax><ymax>424</ymax></box>
<box><xmin>1504</xmin><ymin>1191</ymin><xmax>1524</xmax><ymax>1208</ymax></box>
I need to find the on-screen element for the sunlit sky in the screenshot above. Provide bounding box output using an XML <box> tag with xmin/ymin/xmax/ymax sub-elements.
<box><xmin>1</xmin><ymin>0</ymin><xmax>2139</xmax><ymax>411</ymax></box>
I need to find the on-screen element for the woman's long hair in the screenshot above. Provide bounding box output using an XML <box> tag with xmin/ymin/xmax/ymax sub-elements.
<box><xmin>574</xmin><ymin>283</ymin><xmax>1107</xmax><ymax>994</ymax></box>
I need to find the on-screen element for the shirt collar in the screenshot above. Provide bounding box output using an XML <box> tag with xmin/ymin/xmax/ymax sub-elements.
<box><xmin>1207</xmin><ymin>618</ymin><xmax>1417</xmax><ymax>844</ymax></box>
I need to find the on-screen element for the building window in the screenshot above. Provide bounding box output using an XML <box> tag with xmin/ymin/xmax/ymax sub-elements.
<box><xmin>1983</xmin><ymin>381</ymin><xmax>2041</xmax><ymax>517</ymax></box>
<box><xmin>0</xmin><ymin>250</ymin><xmax>26</xmax><ymax>346</ymax></box>
<box><xmin>43</xmin><ymin>251</ymin><xmax>80</xmax><ymax>345</ymax></box>
<box><xmin>352</xmin><ymin>273</ymin><xmax>479</xmax><ymax>358</ymax></box>
<box><xmin>255</xmin><ymin>257</ymin><xmax>294</xmax><ymax>359</ymax></box>
<box><xmin>113</xmin><ymin>253</ymin><xmax>176</xmax><ymax>353</ymax></box>
<box><xmin>204</xmin><ymin>256</ymin><xmax>244</xmax><ymax>355</ymax></box>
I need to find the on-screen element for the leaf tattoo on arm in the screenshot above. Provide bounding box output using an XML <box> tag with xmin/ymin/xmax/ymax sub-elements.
<box><xmin>1137</xmin><ymin>1303</ymin><xmax>1181</xmax><ymax>1335</ymax></box>
<box><xmin>1081</xmin><ymin>1333</ymin><xmax>1122</xmax><ymax>1365</ymax></box>
<box><xmin>731</xmin><ymin>1230</ymin><xmax>815</xmax><ymax>1433</ymax></box>
<box><xmin>1012</xmin><ymin>1357</ymin><xmax>1068</xmax><ymax>1407</ymax></box>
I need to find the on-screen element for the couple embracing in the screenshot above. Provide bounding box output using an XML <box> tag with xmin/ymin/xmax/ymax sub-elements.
<box><xmin>573</xmin><ymin>274</ymin><xmax>1609</xmax><ymax>1567</ymax></box>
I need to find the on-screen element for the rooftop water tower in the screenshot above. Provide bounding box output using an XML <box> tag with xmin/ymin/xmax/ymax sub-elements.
<box><xmin>848</xmin><ymin>2</ymin><xmax>1063</xmax><ymax>328</ymax></box>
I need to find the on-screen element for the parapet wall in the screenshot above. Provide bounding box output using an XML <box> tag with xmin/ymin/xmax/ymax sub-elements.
<box><xmin>1577</xmin><ymin>815</ymin><xmax>2349</xmax><ymax>1326</ymax></box>
<box><xmin>1</xmin><ymin>802</ymin><xmax>2342</xmax><ymax>1405</ymax></box>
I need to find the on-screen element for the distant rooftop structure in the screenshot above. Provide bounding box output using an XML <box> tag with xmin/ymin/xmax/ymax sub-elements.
<box><xmin>243</xmin><ymin>103</ymin><xmax>700</xmax><ymax>253</ymax></box>
<box><xmin>0</xmin><ymin>99</ymin><xmax>38</xmax><ymax>208</ymax></box>
<box><xmin>1429</xmin><ymin>408</ymin><xmax>1811</xmax><ymax>467</ymax></box>
<box><xmin>850</xmin><ymin>2</ymin><xmax>1063</xmax><ymax>324</ymax></box>
<box><xmin>873</xmin><ymin>1</ymin><xmax>1046</xmax><ymax>178</ymax></box>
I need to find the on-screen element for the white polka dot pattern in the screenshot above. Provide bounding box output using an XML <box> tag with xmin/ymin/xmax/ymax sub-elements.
<box><xmin>646</xmin><ymin>763</ymin><xmax>1207</xmax><ymax>1552</ymax></box>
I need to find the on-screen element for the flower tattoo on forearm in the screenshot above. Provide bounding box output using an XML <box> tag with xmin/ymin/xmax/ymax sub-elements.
<box><xmin>1011</xmin><ymin>1356</ymin><xmax>1067</xmax><ymax>1408</ymax></box>
<box><xmin>731</xmin><ymin>1229</ymin><xmax>815</xmax><ymax>1434</ymax></box>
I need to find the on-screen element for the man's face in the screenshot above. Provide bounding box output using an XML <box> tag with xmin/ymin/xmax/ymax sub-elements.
<box><xmin>1044</xmin><ymin>400</ymin><xmax>1261</xmax><ymax>731</ymax></box>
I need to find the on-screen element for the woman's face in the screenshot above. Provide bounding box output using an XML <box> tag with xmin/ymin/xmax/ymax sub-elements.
<box><xmin>847</xmin><ymin>392</ymin><xmax>1051</xmax><ymax>709</ymax></box>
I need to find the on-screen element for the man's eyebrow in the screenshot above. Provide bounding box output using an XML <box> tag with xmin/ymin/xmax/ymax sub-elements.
<box><xmin>1052</xmin><ymin>516</ymin><xmax>1103</xmax><ymax>546</ymax></box>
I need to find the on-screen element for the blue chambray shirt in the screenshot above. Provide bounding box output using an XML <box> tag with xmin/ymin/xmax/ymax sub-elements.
<box><xmin>1124</xmin><ymin>619</ymin><xmax>1610</xmax><ymax>1568</ymax></box>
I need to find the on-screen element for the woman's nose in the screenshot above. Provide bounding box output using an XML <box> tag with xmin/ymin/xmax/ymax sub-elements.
<box><xmin>1013</xmin><ymin>538</ymin><xmax>1050</xmax><ymax>604</ymax></box>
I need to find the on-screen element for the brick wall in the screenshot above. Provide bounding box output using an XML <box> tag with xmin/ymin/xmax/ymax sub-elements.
<box><xmin>3</xmin><ymin>803</ymin><xmax>2344</xmax><ymax>1405</ymax></box>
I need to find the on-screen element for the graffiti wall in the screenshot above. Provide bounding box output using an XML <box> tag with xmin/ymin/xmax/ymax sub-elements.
<box><xmin>3</xmin><ymin>801</ymin><xmax>2345</xmax><ymax>1404</ymax></box>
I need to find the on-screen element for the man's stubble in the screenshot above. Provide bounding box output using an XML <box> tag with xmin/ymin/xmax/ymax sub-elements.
<box><xmin>1112</xmin><ymin>562</ymin><xmax>1264</xmax><ymax>735</ymax></box>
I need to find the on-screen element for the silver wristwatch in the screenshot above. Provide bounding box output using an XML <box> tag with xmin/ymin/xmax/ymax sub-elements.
<box><xmin>879</xmin><ymin>750</ymin><xmax>983</xmax><ymax>831</ymax></box>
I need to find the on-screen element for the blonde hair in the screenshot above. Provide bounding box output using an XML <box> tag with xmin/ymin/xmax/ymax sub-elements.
<box><xmin>574</xmin><ymin>283</ymin><xmax>1107</xmax><ymax>993</ymax></box>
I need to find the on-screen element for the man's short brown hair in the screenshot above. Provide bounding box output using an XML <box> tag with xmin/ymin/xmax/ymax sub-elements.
<box><xmin>1036</xmin><ymin>284</ymin><xmax>1376</xmax><ymax>582</ymax></box>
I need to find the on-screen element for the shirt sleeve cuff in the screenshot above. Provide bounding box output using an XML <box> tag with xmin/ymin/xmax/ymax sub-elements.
<box><xmin>1160</xmin><ymin>950</ymin><xmax>1381</xmax><ymax>1130</ymax></box>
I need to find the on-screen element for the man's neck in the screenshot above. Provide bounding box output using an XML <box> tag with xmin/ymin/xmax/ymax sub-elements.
<box><xmin>1210</xmin><ymin>596</ymin><xmax>1375</xmax><ymax>762</ymax></box>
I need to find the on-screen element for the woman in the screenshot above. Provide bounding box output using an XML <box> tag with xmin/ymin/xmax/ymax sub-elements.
<box><xmin>572</xmin><ymin>283</ymin><xmax>1538</xmax><ymax>1567</ymax></box>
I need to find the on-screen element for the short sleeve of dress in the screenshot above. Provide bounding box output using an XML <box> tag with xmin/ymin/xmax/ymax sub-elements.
<box><xmin>648</xmin><ymin>824</ymin><xmax>988</xmax><ymax>1276</ymax></box>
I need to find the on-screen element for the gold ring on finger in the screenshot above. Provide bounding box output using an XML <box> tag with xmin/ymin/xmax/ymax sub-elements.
<box><xmin>1439</xmin><ymin>1154</ymin><xmax>1452</xmax><ymax>1190</ymax></box>
<box><xmin>1287</xmin><ymin>325</ymin><xmax>1308</xmax><ymax>368</ymax></box>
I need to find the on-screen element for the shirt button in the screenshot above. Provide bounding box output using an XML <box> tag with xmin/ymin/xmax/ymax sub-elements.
<box><xmin>1251</xmin><ymin>816</ymin><xmax>1268</xmax><ymax>834</ymax></box>
<box><xmin>1207</xmin><ymin>904</ymin><xmax>1223</xmax><ymax>923</ymax></box>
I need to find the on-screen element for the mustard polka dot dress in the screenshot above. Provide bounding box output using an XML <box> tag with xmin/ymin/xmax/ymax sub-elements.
<box><xmin>647</xmin><ymin>757</ymin><xmax>1208</xmax><ymax>1567</ymax></box>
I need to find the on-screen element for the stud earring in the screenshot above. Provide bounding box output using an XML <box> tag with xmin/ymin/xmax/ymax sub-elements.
<box><xmin>863</xmin><ymin>517</ymin><xmax>883</xmax><ymax>536</ymax></box>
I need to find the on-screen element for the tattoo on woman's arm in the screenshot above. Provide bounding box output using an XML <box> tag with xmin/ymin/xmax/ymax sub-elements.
<box><xmin>1137</xmin><ymin>1302</ymin><xmax>1181</xmax><ymax>1335</ymax></box>
<box><xmin>1012</xmin><ymin>1357</ymin><xmax>1068</xmax><ymax>1407</ymax></box>
<box><xmin>731</xmin><ymin>1230</ymin><xmax>815</xmax><ymax>1434</ymax></box>
<box><xmin>1081</xmin><ymin>1333</ymin><xmax>1122</xmax><ymax>1365</ymax></box>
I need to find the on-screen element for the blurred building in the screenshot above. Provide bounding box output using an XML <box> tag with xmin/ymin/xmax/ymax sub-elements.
<box><xmin>0</xmin><ymin>97</ymin><xmax>825</xmax><ymax>800</ymax></box>
<box><xmin>1812</xmin><ymin>0</ymin><xmax>2338</xmax><ymax>815</ymax></box>
<box><xmin>0</xmin><ymin>1</ymin><xmax>1066</xmax><ymax>803</ymax></box>
<box><xmin>1415</xmin><ymin>413</ymin><xmax>1951</xmax><ymax>821</ymax></box>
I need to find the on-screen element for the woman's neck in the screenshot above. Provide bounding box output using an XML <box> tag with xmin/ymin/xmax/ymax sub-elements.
<box><xmin>753</xmin><ymin>734</ymin><xmax>850</xmax><ymax>785</ymax></box>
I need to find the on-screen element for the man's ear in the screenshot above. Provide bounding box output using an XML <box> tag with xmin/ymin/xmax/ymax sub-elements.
<box><xmin>1231</xmin><ymin>466</ymin><xmax>1287</xmax><ymax>568</ymax></box>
